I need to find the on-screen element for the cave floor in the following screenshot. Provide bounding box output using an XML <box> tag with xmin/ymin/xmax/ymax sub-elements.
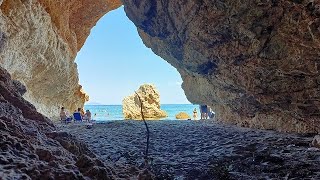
<box><xmin>56</xmin><ymin>120</ymin><xmax>320</xmax><ymax>180</ymax></box>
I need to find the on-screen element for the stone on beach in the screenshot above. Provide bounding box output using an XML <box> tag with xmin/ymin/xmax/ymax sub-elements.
<box><xmin>175</xmin><ymin>112</ymin><xmax>191</xmax><ymax>120</ymax></box>
<box><xmin>312</xmin><ymin>135</ymin><xmax>320</xmax><ymax>148</ymax></box>
<box><xmin>122</xmin><ymin>84</ymin><xmax>167</xmax><ymax>120</ymax></box>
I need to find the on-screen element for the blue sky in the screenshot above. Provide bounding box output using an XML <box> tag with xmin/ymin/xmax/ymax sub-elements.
<box><xmin>75</xmin><ymin>6</ymin><xmax>190</xmax><ymax>105</ymax></box>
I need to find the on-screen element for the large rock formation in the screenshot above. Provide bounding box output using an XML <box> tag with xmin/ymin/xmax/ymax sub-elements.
<box><xmin>2</xmin><ymin>0</ymin><xmax>320</xmax><ymax>132</ymax></box>
<box><xmin>122</xmin><ymin>0</ymin><xmax>320</xmax><ymax>133</ymax></box>
<box><xmin>175</xmin><ymin>112</ymin><xmax>191</xmax><ymax>120</ymax></box>
<box><xmin>0</xmin><ymin>66</ymin><xmax>117</xmax><ymax>179</ymax></box>
<box><xmin>123</xmin><ymin>84</ymin><xmax>167</xmax><ymax>120</ymax></box>
<box><xmin>0</xmin><ymin>0</ymin><xmax>121</xmax><ymax>117</ymax></box>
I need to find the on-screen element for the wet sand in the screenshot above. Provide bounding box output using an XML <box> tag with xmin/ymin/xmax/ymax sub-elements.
<box><xmin>56</xmin><ymin>120</ymin><xmax>320</xmax><ymax>179</ymax></box>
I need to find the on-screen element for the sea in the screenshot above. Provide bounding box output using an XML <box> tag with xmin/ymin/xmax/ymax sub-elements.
<box><xmin>84</xmin><ymin>104</ymin><xmax>200</xmax><ymax>122</ymax></box>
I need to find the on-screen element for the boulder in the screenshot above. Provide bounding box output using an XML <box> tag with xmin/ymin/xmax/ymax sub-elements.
<box><xmin>175</xmin><ymin>112</ymin><xmax>191</xmax><ymax>120</ymax></box>
<box><xmin>122</xmin><ymin>84</ymin><xmax>167</xmax><ymax>120</ymax></box>
<box><xmin>311</xmin><ymin>135</ymin><xmax>320</xmax><ymax>149</ymax></box>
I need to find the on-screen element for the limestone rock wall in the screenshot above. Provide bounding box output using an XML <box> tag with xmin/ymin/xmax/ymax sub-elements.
<box><xmin>122</xmin><ymin>84</ymin><xmax>167</xmax><ymax>120</ymax></box>
<box><xmin>122</xmin><ymin>0</ymin><xmax>320</xmax><ymax>132</ymax></box>
<box><xmin>0</xmin><ymin>0</ymin><xmax>121</xmax><ymax>117</ymax></box>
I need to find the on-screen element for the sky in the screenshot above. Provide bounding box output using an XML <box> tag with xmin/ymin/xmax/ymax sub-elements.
<box><xmin>75</xmin><ymin>6</ymin><xmax>190</xmax><ymax>105</ymax></box>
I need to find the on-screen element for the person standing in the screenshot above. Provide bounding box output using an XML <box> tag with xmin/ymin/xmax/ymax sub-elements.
<box><xmin>199</xmin><ymin>105</ymin><xmax>203</xmax><ymax>119</ymax></box>
<box><xmin>208</xmin><ymin>106</ymin><xmax>215</xmax><ymax>119</ymax></box>
<box><xmin>200</xmin><ymin>105</ymin><xmax>208</xmax><ymax>119</ymax></box>
<box><xmin>203</xmin><ymin>105</ymin><xmax>208</xmax><ymax>119</ymax></box>
<box><xmin>193</xmin><ymin>108</ymin><xmax>198</xmax><ymax>120</ymax></box>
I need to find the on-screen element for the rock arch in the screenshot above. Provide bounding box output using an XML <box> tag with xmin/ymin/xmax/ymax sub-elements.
<box><xmin>1</xmin><ymin>0</ymin><xmax>320</xmax><ymax>132</ymax></box>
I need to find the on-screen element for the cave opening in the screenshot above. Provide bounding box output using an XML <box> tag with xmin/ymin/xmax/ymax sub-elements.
<box><xmin>75</xmin><ymin>6</ymin><xmax>199</xmax><ymax>120</ymax></box>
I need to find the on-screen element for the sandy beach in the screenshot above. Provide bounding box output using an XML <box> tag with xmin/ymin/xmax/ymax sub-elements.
<box><xmin>56</xmin><ymin>120</ymin><xmax>320</xmax><ymax>179</ymax></box>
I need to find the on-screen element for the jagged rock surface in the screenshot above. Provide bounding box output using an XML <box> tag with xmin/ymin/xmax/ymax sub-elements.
<box><xmin>0</xmin><ymin>66</ymin><xmax>117</xmax><ymax>179</ymax></box>
<box><xmin>0</xmin><ymin>0</ymin><xmax>121</xmax><ymax>117</ymax></box>
<box><xmin>122</xmin><ymin>84</ymin><xmax>167</xmax><ymax>120</ymax></box>
<box><xmin>122</xmin><ymin>0</ymin><xmax>320</xmax><ymax>132</ymax></box>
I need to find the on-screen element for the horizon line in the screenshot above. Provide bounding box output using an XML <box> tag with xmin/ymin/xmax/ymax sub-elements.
<box><xmin>85</xmin><ymin>103</ymin><xmax>196</xmax><ymax>106</ymax></box>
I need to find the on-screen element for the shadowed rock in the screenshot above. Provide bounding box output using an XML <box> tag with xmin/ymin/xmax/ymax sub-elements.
<box><xmin>0</xmin><ymin>66</ymin><xmax>116</xmax><ymax>179</ymax></box>
<box><xmin>122</xmin><ymin>0</ymin><xmax>320</xmax><ymax>132</ymax></box>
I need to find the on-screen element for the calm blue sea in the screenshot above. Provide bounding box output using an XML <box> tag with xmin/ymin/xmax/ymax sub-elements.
<box><xmin>84</xmin><ymin>104</ymin><xmax>200</xmax><ymax>121</ymax></box>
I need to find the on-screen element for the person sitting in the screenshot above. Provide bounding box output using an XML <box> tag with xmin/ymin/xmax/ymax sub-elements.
<box><xmin>73</xmin><ymin>108</ymin><xmax>83</xmax><ymax>122</ymax></box>
<box><xmin>60</xmin><ymin>107</ymin><xmax>72</xmax><ymax>124</ymax></box>
<box><xmin>79</xmin><ymin>108</ymin><xmax>85</xmax><ymax>117</ymax></box>
<box><xmin>208</xmin><ymin>106</ymin><xmax>215</xmax><ymax>119</ymax></box>
<box><xmin>83</xmin><ymin>110</ymin><xmax>92</xmax><ymax>122</ymax></box>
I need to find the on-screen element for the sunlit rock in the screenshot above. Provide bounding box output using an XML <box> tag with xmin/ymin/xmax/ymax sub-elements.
<box><xmin>175</xmin><ymin>112</ymin><xmax>190</xmax><ymax>120</ymax></box>
<box><xmin>0</xmin><ymin>0</ymin><xmax>121</xmax><ymax>117</ymax></box>
<box><xmin>122</xmin><ymin>84</ymin><xmax>167</xmax><ymax>120</ymax></box>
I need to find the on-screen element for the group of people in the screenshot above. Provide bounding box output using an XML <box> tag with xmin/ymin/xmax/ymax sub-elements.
<box><xmin>192</xmin><ymin>105</ymin><xmax>215</xmax><ymax>120</ymax></box>
<box><xmin>60</xmin><ymin>107</ymin><xmax>92</xmax><ymax>123</ymax></box>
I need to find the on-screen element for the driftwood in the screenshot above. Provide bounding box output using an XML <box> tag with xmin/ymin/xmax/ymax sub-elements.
<box><xmin>135</xmin><ymin>91</ymin><xmax>150</xmax><ymax>166</ymax></box>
